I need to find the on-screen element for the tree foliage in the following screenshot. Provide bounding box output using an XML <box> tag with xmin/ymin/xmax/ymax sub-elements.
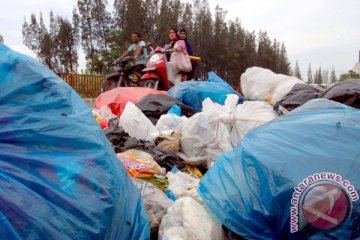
<box><xmin>339</xmin><ymin>70</ymin><xmax>360</xmax><ymax>81</ymax></box>
<box><xmin>23</xmin><ymin>0</ymin><xmax>292</xmax><ymax>83</ymax></box>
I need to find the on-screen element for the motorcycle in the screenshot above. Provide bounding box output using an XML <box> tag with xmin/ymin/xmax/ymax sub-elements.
<box><xmin>141</xmin><ymin>45</ymin><xmax>194</xmax><ymax>91</ymax></box>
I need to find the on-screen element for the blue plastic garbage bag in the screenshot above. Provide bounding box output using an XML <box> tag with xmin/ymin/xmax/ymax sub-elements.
<box><xmin>0</xmin><ymin>45</ymin><xmax>149</xmax><ymax>239</ymax></box>
<box><xmin>198</xmin><ymin>99</ymin><xmax>360</xmax><ymax>240</ymax></box>
<box><xmin>168</xmin><ymin>71</ymin><xmax>244</xmax><ymax>112</ymax></box>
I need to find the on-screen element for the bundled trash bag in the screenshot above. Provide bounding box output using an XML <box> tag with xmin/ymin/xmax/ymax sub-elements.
<box><xmin>177</xmin><ymin>94</ymin><xmax>277</xmax><ymax>167</ymax></box>
<box><xmin>274</xmin><ymin>83</ymin><xmax>322</xmax><ymax>113</ymax></box>
<box><xmin>168</xmin><ymin>71</ymin><xmax>244</xmax><ymax>112</ymax></box>
<box><xmin>158</xmin><ymin>197</ymin><xmax>224</xmax><ymax>240</ymax></box>
<box><xmin>95</xmin><ymin>87</ymin><xmax>166</xmax><ymax>116</ymax></box>
<box><xmin>132</xmin><ymin>179</ymin><xmax>173</xmax><ymax>233</ymax></box>
<box><xmin>136</xmin><ymin>94</ymin><xmax>193</xmax><ymax>124</ymax></box>
<box><xmin>320</xmin><ymin>79</ymin><xmax>360</xmax><ymax>109</ymax></box>
<box><xmin>198</xmin><ymin>99</ymin><xmax>360</xmax><ymax>240</ymax></box>
<box><xmin>0</xmin><ymin>45</ymin><xmax>149</xmax><ymax>240</ymax></box>
<box><xmin>241</xmin><ymin>67</ymin><xmax>304</xmax><ymax>105</ymax></box>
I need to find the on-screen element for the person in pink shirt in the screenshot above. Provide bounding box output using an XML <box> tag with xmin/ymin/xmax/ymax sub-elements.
<box><xmin>164</xmin><ymin>28</ymin><xmax>191</xmax><ymax>85</ymax></box>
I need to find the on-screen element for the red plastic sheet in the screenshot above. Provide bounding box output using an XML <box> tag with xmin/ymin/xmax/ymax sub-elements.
<box><xmin>95</xmin><ymin>87</ymin><xmax>166</xmax><ymax>116</ymax></box>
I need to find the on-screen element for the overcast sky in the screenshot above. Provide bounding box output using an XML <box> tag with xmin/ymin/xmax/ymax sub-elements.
<box><xmin>1</xmin><ymin>0</ymin><xmax>359</xmax><ymax>78</ymax></box>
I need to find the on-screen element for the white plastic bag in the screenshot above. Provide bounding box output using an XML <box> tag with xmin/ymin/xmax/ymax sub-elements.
<box><xmin>119</xmin><ymin>102</ymin><xmax>159</xmax><ymax>141</ymax></box>
<box><xmin>230</xmin><ymin>101</ymin><xmax>278</xmax><ymax>147</ymax></box>
<box><xmin>158</xmin><ymin>197</ymin><xmax>224</xmax><ymax>240</ymax></box>
<box><xmin>156</xmin><ymin>114</ymin><xmax>187</xmax><ymax>132</ymax></box>
<box><xmin>177</xmin><ymin>94</ymin><xmax>277</xmax><ymax>167</ymax></box>
<box><xmin>241</xmin><ymin>67</ymin><xmax>304</xmax><ymax>105</ymax></box>
<box><xmin>166</xmin><ymin>171</ymin><xmax>201</xmax><ymax>203</ymax></box>
<box><xmin>132</xmin><ymin>179</ymin><xmax>173</xmax><ymax>232</ymax></box>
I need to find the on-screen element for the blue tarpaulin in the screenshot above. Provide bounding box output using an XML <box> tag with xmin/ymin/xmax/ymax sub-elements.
<box><xmin>168</xmin><ymin>72</ymin><xmax>244</xmax><ymax>112</ymax></box>
<box><xmin>0</xmin><ymin>44</ymin><xmax>149</xmax><ymax>240</ymax></box>
<box><xmin>199</xmin><ymin>99</ymin><xmax>360</xmax><ymax>240</ymax></box>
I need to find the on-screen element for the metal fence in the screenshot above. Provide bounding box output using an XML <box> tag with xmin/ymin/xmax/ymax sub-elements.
<box><xmin>57</xmin><ymin>73</ymin><xmax>104</xmax><ymax>98</ymax></box>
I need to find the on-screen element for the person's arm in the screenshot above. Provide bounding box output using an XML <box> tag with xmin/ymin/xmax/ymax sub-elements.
<box><xmin>120</xmin><ymin>50</ymin><xmax>129</xmax><ymax>58</ymax></box>
<box><xmin>134</xmin><ymin>46</ymin><xmax>144</xmax><ymax>58</ymax></box>
<box><xmin>173</xmin><ymin>40</ymin><xmax>186</xmax><ymax>53</ymax></box>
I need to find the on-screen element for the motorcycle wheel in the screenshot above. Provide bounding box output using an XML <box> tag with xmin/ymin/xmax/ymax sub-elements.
<box><xmin>140</xmin><ymin>79</ymin><xmax>160</xmax><ymax>90</ymax></box>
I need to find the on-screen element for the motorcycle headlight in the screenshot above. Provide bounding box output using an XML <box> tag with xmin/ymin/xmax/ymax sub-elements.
<box><xmin>150</xmin><ymin>54</ymin><xmax>160</xmax><ymax>64</ymax></box>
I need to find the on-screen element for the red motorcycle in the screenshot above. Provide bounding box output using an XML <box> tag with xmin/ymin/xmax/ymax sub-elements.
<box><xmin>141</xmin><ymin>44</ymin><xmax>201</xmax><ymax>90</ymax></box>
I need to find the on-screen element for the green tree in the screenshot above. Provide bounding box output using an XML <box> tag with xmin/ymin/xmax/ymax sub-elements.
<box><xmin>23</xmin><ymin>13</ymin><xmax>60</xmax><ymax>71</ymax></box>
<box><xmin>307</xmin><ymin>64</ymin><xmax>313</xmax><ymax>83</ymax></box>
<box><xmin>294</xmin><ymin>60</ymin><xmax>302</xmax><ymax>79</ymax></box>
<box><xmin>278</xmin><ymin>43</ymin><xmax>291</xmax><ymax>75</ymax></box>
<box><xmin>339</xmin><ymin>70</ymin><xmax>360</xmax><ymax>81</ymax></box>
<box><xmin>77</xmin><ymin>0</ymin><xmax>111</xmax><ymax>73</ymax></box>
<box><xmin>330</xmin><ymin>67</ymin><xmax>337</xmax><ymax>83</ymax></box>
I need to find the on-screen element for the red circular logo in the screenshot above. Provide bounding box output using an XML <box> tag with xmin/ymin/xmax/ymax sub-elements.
<box><xmin>301</xmin><ymin>183</ymin><xmax>350</xmax><ymax>230</ymax></box>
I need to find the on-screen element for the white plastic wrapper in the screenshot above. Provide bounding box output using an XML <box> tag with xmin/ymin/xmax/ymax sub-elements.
<box><xmin>119</xmin><ymin>102</ymin><xmax>159</xmax><ymax>141</ymax></box>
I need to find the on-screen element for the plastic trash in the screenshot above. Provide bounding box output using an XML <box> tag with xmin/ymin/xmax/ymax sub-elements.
<box><xmin>167</xmin><ymin>104</ymin><xmax>182</xmax><ymax>116</ymax></box>
<box><xmin>136</xmin><ymin>94</ymin><xmax>193</xmax><ymax>124</ymax></box>
<box><xmin>120</xmin><ymin>102</ymin><xmax>159</xmax><ymax>141</ymax></box>
<box><xmin>273</xmin><ymin>83</ymin><xmax>322</xmax><ymax>113</ymax></box>
<box><xmin>198</xmin><ymin>99</ymin><xmax>360</xmax><ymax>240</ymax></box>
<box><xmin>95</xmin><ymin>87</ymin><xmax>166</xmax><ymax>116</ymax></box>
<box><xmin>241</xmin><ymin>67</ymin><xmax>304</xmax><ymax>105</ymax></box>
<box><xmin>177</xmin><ymin>94</ymin><xmax>277</xmax><ymax>167</ymax></box>
<box><xmin>168</xmin><ymin>71</ymin><xmax>244</xmax><ymax>112</ymax></box>
<box><xmin>158</xmin><ymin>197</ymin><xmax>224</xmax><ymax>240</ymax></box>
<box><xmin>320</xmin><ymin>79</ymin><xmax>360</xmax><ymax>109</ymax></box>
<box><xmin>0</xmin><ymin>44</ymin><xmax>149</xmax><ymax>240</ymax></box>
<box><xmin>155</xmin><ymin>132</ymin><xmax>182</xmax><ymax>153</ymax></box>
<box><xmin>117</xmin><ymin>149</ymin><xmax>165</xmax><ymax>178</ymax></box>
<box><xmin>99</xmin><ymin>105</ymin><xmax>118</xmax><ymax>120</ymax></box>
<box><xmin>132</xmin><ymin>179</ymin><xmax>173</xmax><ymax>232</ymax></box>
<box><xmin>155</xmin><ymin>114</ymin><xmax>187</xmax><ymax>132</ymax></box>
<box><xmin>166</xmin><ymin>170</ymin><xmax>201</xmax><ymax>203</ymax></box>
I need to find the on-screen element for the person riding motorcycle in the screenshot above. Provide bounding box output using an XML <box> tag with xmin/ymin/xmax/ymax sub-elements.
<box><xmin>119</xmin><ymin>32</ymin><xmax>148</xmax><ymax>80</ymax></box>
<box><xmin>163</xmin><ymin>28</ymin><xmax>192</xmax><ymax>85</ymax></box>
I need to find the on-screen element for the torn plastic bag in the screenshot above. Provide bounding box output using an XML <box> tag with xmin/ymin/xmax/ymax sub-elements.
<box><xmin>158</xmin><ymin>197</ymin><xmax>224</xmax><ymax>240</ymax></box>
<box><xmin>0</xmin><ymin>45</ymin><xmax>149</xmax><ymax>240</ymax></box>
<box><xmin>320</xmin><ymin>79</ymin><xmax>360</xmax><ymax>109</ymax></box>
<box><xmin>241</xmin><ymin>67</ymin><xmax>304</xmax><ymax>105</ymax></box>
<box><xmin>132</xmin><ymin>179</ymin><xmax>173</xmax><ymax>233</ymax></box>
<box><xmin>95</xmin><ymin>87</ymin><xmax>166</xmax><ymax>116</ymax></box>
<box><xmin>120</xmin><ymin>102</ymin><xmax>159</xmax><ymax>141</ymax></box>
<box><xmin>117</xmin><ymin>150</ymin><xmax>165</xmax><ymax>178</ymax></box>
<box><xmin>135</xmin><ymin>94</ymin><xmax>193</xmax><ymax>124</ymax></box>
<box><xmin>273</xmin><ymin>83</ymin><xmax>322</xmax><ymax>113</ymax></box>
<box><xmin>198</xmin><ymin>99</ymin><xmax>360</xmax><ymax>240</ymax></box>
<box><xmin>168</xmin><ymin>71</ymin><xmax>244</xmax><ymax>112</ymax></box>
<box><xmin>177</xmin><ymin>94</ymin><xmax>276</xmax><ymax>167</ymax></box>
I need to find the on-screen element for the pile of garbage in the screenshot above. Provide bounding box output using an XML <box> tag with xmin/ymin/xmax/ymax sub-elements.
<box><xmin>92</xmin><ymin>66</ymin><xmax>360</xmax><ymax>239</ymax></box>
<box><xmin>2</xmin><ymin>40</ymin><xmax>360</xmax><ymax>240</ymax></box>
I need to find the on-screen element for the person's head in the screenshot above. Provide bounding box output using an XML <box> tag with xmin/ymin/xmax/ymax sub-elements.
<box><xmin>131</xmin><ymin>32</ymin><xmax>141</xmax><ymax>43</ymax></box>
<box><xmin>168</xmin><ymin>28</ymin><xmax>179</xmax><ymax>42</ymax></box>
<box><xmin>179</xmin><ymin>29</ymin><xmax>188</xmax><ymax>40</ymax></box>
